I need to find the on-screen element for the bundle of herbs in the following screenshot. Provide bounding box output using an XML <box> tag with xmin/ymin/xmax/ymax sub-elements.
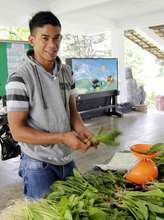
<box><xmin>47</xmin><ymin>169</ymin><xmax>98</xmax><ymax>201</ymax></box>
<box><xmin>90</xmin><ymin>127</ymin><xmax>122</xmax><ymax>146</ymax></box>
<box><xmin>118</xmin><ymin>186</ymin><xmax>164</xmax><ymax>220</ymax></box>
<box><xmin>23</xmin><ymin>199</ymin><xmax>62</xmax><ymax>220</ymax></box>
<box><xmin>8</xmin><ymin>169</ymin><xmax>164</xmax><ymax>220</ymax></box>
<box><xmin>43</xmin><ymin>169</ymin><xmax>164</xmax><ymax>219</ymax></box>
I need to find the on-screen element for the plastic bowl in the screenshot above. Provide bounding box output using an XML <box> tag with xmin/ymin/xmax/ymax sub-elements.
<box><xmin>130</xmin><ymin>144</ymin><xmax>160</xmax><ymax>159</ymax></box>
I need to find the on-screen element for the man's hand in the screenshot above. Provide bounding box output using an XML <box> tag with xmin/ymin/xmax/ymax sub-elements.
<box><xmin>77</xmin><ymin>128</ymin><xmax>99</xmax><ymax>147</ymax></box>
<box><xmin>62</xmin><ymin>131</ymin><xmax>91</xmax><ymax>152</ymax></box>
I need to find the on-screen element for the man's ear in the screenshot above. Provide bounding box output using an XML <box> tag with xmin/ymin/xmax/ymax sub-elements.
<box><xmin>28</xmin><ymin>35</ymin><xmax>35</xmax><ymax>47</ymax></box>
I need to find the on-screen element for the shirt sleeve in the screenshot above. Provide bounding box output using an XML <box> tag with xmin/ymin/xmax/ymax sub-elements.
<box><xmin>5</xmin><ymin>73</ymin><xmax>29</xmax><ymax>112</ymax></box>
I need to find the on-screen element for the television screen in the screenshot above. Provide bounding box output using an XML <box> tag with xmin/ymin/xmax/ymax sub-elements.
<box><xmin>66</xmin><ymin>58</ymin><xmax>118</xmax><ymax>95</ymax></box>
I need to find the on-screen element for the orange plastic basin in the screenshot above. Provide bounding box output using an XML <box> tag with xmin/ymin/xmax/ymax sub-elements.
<box><xmin>130</xmin><ymin>144</ymin><xmax>160</xmax><ymax>159</ymax></box>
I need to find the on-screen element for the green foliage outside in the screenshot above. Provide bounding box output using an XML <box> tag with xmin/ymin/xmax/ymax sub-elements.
<box><xmin>125</xmin><ymin>38</ymin><xmax>144</xmax><ymax>84</ymax></box>
<box><xmin>60</xmin><ymin>33</ymin><xmax>111</xmax><ymax>61</ymax></box>
<box><xmin>125</xmin><ymin>38</ymin><xmax>164</xmax><ymax>109</ymax></box>
<box><xmin>0</xmin><ymin>26</ymin><xmax>29</xmax><ymax>41</ymax></box>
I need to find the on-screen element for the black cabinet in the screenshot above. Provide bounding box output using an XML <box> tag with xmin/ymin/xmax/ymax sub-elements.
<box><xmin>76</xmin><ymin>90</ymin><xmax>122</xmax><ymax>119</ymax></box>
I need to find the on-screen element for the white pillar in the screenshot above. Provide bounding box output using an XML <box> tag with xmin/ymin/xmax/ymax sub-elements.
<box><xmin>111</xmin><ymin>27</ymin><xmax>126</xmax><ymax>103</ymax></box>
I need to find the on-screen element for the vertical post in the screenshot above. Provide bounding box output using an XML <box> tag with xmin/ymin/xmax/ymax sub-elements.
<box><xmin>111</xmin><ymin>27</ymin><xmax>127</xmax><ymax>103</ymax></box>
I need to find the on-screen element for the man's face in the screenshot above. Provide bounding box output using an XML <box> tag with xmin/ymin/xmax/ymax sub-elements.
<box><xmin>29</xmin><ymin>24</ymin><xmax>62</xmax><ymax>64</ymax></box>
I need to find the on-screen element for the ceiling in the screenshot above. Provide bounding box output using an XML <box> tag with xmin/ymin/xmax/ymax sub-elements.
<box><xmin>0</xmin><ymin>0</ymin><xmax>164</xmax><ymax>34</ymax></box>
<box><xmin>0</xmin><ymin>0</ymin><xmax>164</xmax><ymax>59</ymax></box>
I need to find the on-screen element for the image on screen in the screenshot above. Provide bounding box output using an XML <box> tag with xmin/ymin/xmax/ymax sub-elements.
<box><xmin>67</xmin><ymin>58</ymin><xmax>118</xmax><ymax>95</ymax></box>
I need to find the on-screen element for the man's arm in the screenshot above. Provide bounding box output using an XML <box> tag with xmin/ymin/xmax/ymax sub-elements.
<box><xmin>8</xmin><ymin>111</ymin><xmax>63</xmax><ymax>145</ymax></box>
<box><xmin>69</xmin><ymin>95</ymin><xmax>94</xmax><ymax>142</ymax></box>
<box><xmin>69</xmin><ymin>95</ymin><xmax>86</xmax><ymax>132</ymax></box>
<box><xmin>8</xmin><ymin>111</ymin><xmax>90</xmax><ymax>151</ymax></box>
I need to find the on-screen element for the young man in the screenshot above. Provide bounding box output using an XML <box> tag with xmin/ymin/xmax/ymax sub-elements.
<box><xmin>6</xmin><ymin>11</ymin><xmax>94</xmax><ymax>199</ymax></box>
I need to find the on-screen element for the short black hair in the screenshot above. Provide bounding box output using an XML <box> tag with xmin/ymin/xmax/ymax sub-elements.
<box><xmin>29</xmin><ymin>11</ymin><xmax>61</xmax><ymax>34</ymax></box>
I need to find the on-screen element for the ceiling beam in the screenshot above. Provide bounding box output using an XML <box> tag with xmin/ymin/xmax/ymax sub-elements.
<box><xmin>138</xmin><ymin>27</ymin><xmax>164</xmax><ymax>50</ymax></box>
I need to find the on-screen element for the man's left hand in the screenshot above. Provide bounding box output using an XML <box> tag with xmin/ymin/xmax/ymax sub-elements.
<box><xmin>77</xmin><ymin>128</ymin><xmax>99</xmax><ymax>147</ymax></box>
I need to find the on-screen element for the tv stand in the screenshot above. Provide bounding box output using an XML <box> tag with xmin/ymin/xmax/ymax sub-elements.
<box><xmin>76</xmin><ymin>90</ymin><xmax>122</xmax><ymax>119</ymax></box>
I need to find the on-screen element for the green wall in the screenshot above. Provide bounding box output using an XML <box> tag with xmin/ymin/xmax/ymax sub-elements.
<box><xmin>0</xmin><ymin>42</ymin><xmax>8</xmax><ymax>96</ymax></box>
<box><xmin>0</xmin><ymin>41</ymin><xmax>31</xmax><ymax>96</ymax></box>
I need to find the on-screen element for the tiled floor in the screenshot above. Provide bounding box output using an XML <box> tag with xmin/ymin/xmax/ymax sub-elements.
<box><xmin>0</xmin><ymin>110</ymin><xmax>164</xmax><ymax>211</ymax></box>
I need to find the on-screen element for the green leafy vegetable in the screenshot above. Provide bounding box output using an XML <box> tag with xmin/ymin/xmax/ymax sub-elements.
<box><xmin>132</xmin><ymin>143</ymin><xmax>164</xmax><ymax>155</ymax></box>
<box><xmin>8</xmin><ymin>160</ymin><xmax>164</xmax><ymax>220</ymax></box>
<box><xmin>147</xmin><ymin>143</ymin><xmax>164</xmax><ymax>154</ymax></box>
<box><xmin>91</xmin><ymin>128</ymin><xmax>122</xmax><ymax>145</ymax></box>
<box><xmin>88</xmin><ymin>207</ymin><xmax>108</xmax><ymax>220</ymax></box>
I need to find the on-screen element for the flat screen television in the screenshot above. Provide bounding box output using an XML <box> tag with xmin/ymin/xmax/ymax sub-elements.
<box><xmin>66</xmin><ymin>58</ymin><xmax>118</xmax><ymax>95</ymax></box>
